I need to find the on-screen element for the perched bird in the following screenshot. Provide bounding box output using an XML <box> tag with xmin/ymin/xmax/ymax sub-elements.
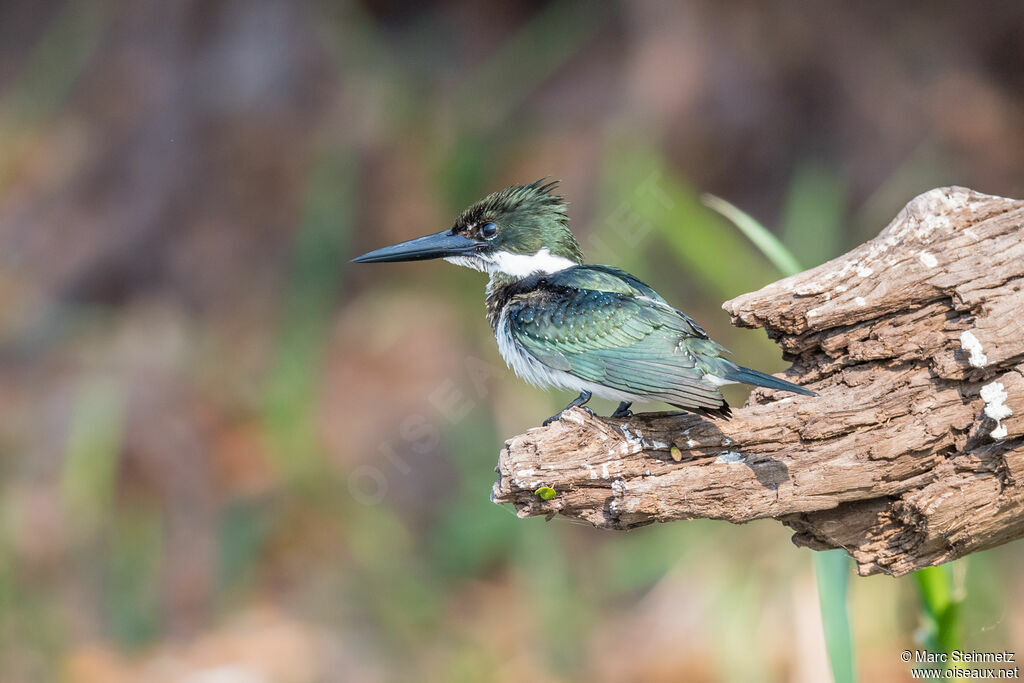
<box><xmin>352</xmin><ymin>180</ymin><xmax>815</xmax><ymax>425</ymax></box>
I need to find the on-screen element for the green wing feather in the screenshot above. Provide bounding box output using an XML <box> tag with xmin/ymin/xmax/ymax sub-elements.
<box><xmin>507</xmin><ymin>267</ymin><xmax>730</xmax><ymax>411</ymax></box>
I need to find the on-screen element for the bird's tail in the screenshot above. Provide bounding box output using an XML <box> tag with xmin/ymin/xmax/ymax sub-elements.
<box><xmin>722</xmin><ymin>366</ymin><xmax>817</xmax><ymax>397</ymax></box>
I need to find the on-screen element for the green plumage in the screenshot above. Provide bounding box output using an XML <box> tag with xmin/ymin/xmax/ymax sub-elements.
<box><xmin>501</xmin><ymin>266</ymin><xmax>733</xmax><ymax>413</ymax></box>
<box><xmin>354</xmin><ymin>179</ymin><xmax>816</xmax><ymax>422</ymax></box>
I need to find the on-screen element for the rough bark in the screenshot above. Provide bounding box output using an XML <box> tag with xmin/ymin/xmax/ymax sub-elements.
<box><xmin>491</xmin><ymin>186</ymin><xmax>1024</xmax><ymax>577</ymax></box>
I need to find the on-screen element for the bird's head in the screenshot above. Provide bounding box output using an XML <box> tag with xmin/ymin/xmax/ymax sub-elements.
<box><xmin>352</xmin><ymin>179</ymin><xmax>583</xmax><ymax>279</ymax></box>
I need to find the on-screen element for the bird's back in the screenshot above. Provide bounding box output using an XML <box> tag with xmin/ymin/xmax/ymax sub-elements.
<box><xmin>487</xmin><ymin>265</ymin><xmax>734</xmax><ymax>415</ymax></box>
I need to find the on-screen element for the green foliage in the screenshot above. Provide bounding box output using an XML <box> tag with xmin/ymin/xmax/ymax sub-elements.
<box><xmin>703</xmin><ymin>194</ymin><xmax>803</xmax><ymax>277</ymax></box>
<box><xmin>534</xmin><ymin>486</ymin><xmax>557</xmax><ymax>500</ymax></box>
<box><xmin>914</xmin><ymin>564</ymin><xmax>962</xmax><ymax>659</ymax></box>
<box><xmin>815</xmin><ymin>551</ymin><xmax>857</xmax><ymax>683</ymax></box>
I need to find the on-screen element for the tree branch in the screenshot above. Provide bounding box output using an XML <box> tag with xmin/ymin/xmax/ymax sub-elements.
<box><xmin>491</xmin><ymin>187</ymin><xmax>1024</xmax><ymax>576</ymax></box>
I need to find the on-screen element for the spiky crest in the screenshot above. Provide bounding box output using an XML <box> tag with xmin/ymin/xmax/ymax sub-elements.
<box><xmin>449</xmin><ymin>179</ymin><xmax>583</xmax><ymax>266</ymax></box>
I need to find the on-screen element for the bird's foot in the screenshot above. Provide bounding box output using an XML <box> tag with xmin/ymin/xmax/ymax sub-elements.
<box><xmin>542</xmin><ymin>391</ymin><xmax>595</xmax><ymax>426</ymax></box>
<box><xmin>542</xmin><ymin>405</ymin><xmax>594</xmax><ymax>427</ymax></box>
<box><xmin>611</xmin><ymin>401</ymin><xmax>633</xmax><ymax>419</ymax></box>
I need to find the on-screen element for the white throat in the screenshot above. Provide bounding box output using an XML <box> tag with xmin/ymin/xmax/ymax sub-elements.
<box><xmin>445</xmin><ymin>248</ymin><xmax>576</xmax><ymax>278</ymax></box>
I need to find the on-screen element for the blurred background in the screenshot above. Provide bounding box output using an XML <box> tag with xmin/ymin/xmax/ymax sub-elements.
<box><xmin>1</xmin><ymin>1</ymin><xmax>1023</xmax><ymax>681</ymax></box>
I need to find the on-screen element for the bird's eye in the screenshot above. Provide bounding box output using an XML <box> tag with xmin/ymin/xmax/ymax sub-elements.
<box><xmin>481</xmin><ymin>222</ymin><xmax>498</xmax><ymax>239</ymax></box>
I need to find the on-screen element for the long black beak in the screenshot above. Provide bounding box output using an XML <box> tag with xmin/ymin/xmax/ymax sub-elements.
<box><xmin>351</xmin><ymin>230</ymin><xmax>481</xmax><ymax>263</ymax></box>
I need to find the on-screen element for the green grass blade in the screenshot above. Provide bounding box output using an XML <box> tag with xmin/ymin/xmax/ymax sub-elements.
<box><xmin>913</xmin><ymin>564</ymin><xmax>961</xmax><ymax>659</ymax></box>
<box><xmin>815</xmin><ymin>550</ymin><xmax>857</xmax><ymax>683</ymax></box>
<box><xmin>701</xmin><ymin>194</ymin><xmax>803</xmax><ymax>277</ymax></box>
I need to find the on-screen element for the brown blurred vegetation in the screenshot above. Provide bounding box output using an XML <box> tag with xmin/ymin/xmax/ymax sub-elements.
<box><xmin>0</xmin><ymin>1</ymin><xmax>1023</xmax><ymax>681</ymax></box>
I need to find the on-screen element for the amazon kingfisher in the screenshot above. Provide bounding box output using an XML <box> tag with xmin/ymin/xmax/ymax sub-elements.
<box><xmin>352</xmin><ymin>180</ymin><xmax>815</xmax><ymax>425</ymax></box>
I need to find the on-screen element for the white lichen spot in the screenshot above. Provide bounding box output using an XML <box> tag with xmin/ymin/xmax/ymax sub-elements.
<box><xmin>835</xmin><ymin>284</ymin><xmax>848</xmax><ymax>293</ymax></box>
<box><xmin>980</xmin><ymin>381</ymin><xmax>1013</xmax><ymax>440</ymax></box>
<box><xmin>715</xmin><ymin>450</ymin><xmax>745</xmax><ymax>464</ymax></box>
<box><xmin>585</xmin><ymin>463</ymin><xmax>598</xmax><ymax>479</ymax></box>
<box><xmin>686</xmin><ymin>438</ymin><xmax>698</xmax><ymax>448</ymax></box>
<box><xmin>918</xmin><ymin>251</ymin><xmax>938</xmax><ymax>268</ymax></box>
<box><xmin>856</xmin><ymin>265</ymin><xmax>873</xmax><ymax>277</ymax></box>
<box><xmin>602</xmin><ymin>462</ymin><xmax>611</xmax><ymax>478</ymax></box>
<box><xmin>964</xmin><ymin>228</ymin><xmax>981</xmax><ymax>242</ymax></box>
<box><xmin>854</xmin><ymin>296</ymin><xmax>866</xmax><ymax>307</ymax></box>
<box><xmin>611</xmin><ymin>479</ymin><xmax>627</xmax><ymax>495</ymax></box>
<box><xmin>619</xmin><ymin>423</ymin><xmax>668</xmax><ymax>451</ymax></box>
<box><xmin>619</xmin><ymin>425</ymin><xmax>646</xmax><ymax>444</ymax></box>
<box><xmin>981</xmin><ymin>382</ymin><xmax>1011</xmax><ymax>419</ymax></box>
<box><xmin>516</xmin><ymin>469</ymin><xmax>535</xmax><ymax>478</ymax></box>
<box><xmin>960</xmin><ymin>330</ymin><xmax>988</xmax><ymax>368</ymax></box>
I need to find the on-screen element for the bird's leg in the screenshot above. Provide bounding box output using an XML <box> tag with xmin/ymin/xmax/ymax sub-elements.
<box><xmin>611</xmin><ymin>401</ymin><xmax>633</xmax><ymax>418</ymax></box>
<box><xmin>542</xmin><ymin>390</ymin><xmax>593</xmax><ymax>426</ymax></box>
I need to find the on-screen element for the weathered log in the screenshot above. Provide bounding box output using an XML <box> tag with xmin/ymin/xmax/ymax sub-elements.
<box><xmin>491</xmin><ymin>186</ymin><xmax>1024</xmax><ymax>576</ymax></box>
